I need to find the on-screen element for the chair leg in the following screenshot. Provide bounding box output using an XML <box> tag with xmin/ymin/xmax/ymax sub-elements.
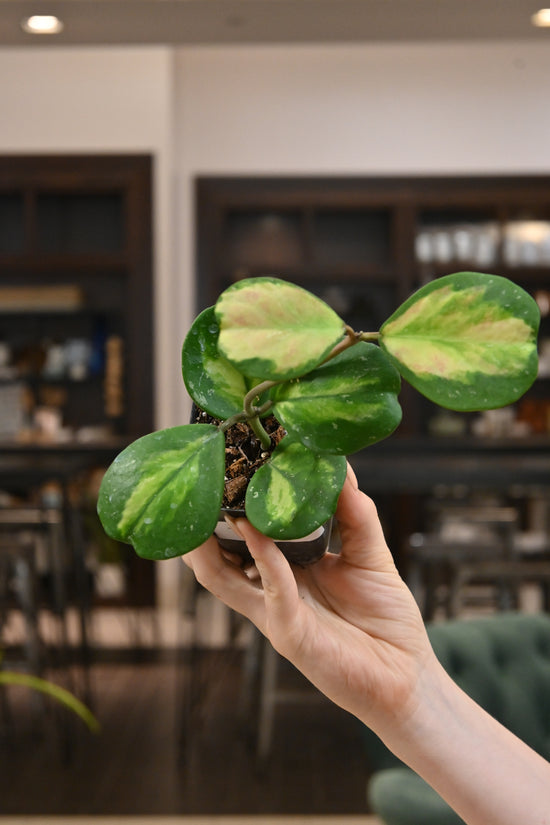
<box><xmin>13</xmin><ymin>553</ymin><xmax>42</xmax><ymax>677</ymax></box>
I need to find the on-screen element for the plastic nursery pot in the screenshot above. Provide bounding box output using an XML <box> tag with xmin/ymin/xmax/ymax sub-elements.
<box><xmin>214</xmin><ymin>509</ymin><xmax>333</xmax><ymax>567</ymax></box>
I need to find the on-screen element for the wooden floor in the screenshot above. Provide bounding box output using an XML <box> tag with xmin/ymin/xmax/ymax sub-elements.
<box><xmin>0</xmin><ymin>645</ymin><xmax>372</xmax><ymax>816</ymax></box>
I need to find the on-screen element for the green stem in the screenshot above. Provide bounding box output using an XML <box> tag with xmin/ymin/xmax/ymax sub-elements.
<box><xmin>247</xmin><ymin>415</ymin><xmax>273</xmax><ymax>450</ymax></box>
<box><xmin>219</xmin><ymin>411</ymin><xmax>248</xmax><ymax>432</ymax></box>
<box><xmin>218</xmin><ymin>381</ymin><xmax>277</xmax><ymax>449</ymax></box>
<box><xmin>243</xmin><ymin>380</ymin><xmax>279</xmax><ymax>412</ymax></box>
<box><xmin>243</xmin><ymin>380</ymin><xmax>277</xmax><ymax>449</ymax></box>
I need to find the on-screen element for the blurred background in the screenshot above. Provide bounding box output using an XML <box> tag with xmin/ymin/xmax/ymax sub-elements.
<box><xmin>0</xmin><ymin>1</ymin><xmax>549</xmax><ymax>820</ymax></box>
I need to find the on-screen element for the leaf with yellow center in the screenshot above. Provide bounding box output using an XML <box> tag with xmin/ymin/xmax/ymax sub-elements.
<box><xmin>380</xmin><ymin>272</ymin><xmax>540</xmax><ymax>410</ymax></box>
<box><xmin>215</xmin><ymin>277</ymin><xmax>346</xmax><ymax>381</ymax></box>
<box><xmin>97</xmin><ymin>425</ymin><xmax>225</xmax><ymax>559</ymax></box>
<box><xmin>245</xmin><ymin>439</ymin><xmax>346</xmax><ymax>540</ymax></box>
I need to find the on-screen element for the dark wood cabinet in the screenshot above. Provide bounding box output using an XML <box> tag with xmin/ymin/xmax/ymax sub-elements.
<box><xmin>0</xmin><ymin>155</ymin><xmax>155</xmax><ymax>608</ymax></box>
<box><xmin>0</xmin><ymin>155</ymin><xmax>153</xmax><ymax>439</ymax></box>
<box><xmin>196</xmin><ymin>176</ymin><xmax>550</xmax><ymax>566</ymax></box>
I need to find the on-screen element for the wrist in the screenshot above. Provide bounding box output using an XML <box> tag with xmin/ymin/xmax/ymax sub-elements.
<box><xmin>362</xmin><ymin>649</ymin><xmax>454</xmax><ymax>763</ymax></box>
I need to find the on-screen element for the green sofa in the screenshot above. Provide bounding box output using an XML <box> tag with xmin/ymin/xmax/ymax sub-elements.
<box><xmin>364</xmin><ymin>612</ymin><xmax>550</xmax><ymax>825</ymax></box>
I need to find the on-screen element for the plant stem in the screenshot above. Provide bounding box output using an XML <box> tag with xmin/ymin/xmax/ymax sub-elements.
<box><xmin>218</xmin><ymin>382</ymin><xmax>276</xmax><ymax>449</ymax></box>
<box><xmin>320</xmin><ymin>326</ymin><xmax>381</xmax><ymax>365</ymax></box>
<box><xmin>247</xmin><ymin>415</ymin><xmax>273</xmax><ymax>450</ymax></box>
<box><xmin>243</xmin><ymin>380</ymin><xmax>278</xmax><ymax>449</ymax></box>
<box><xmin>219</xmin><ymin>411</ymin><xmax>248</xmax><ymax>432</ymax></box>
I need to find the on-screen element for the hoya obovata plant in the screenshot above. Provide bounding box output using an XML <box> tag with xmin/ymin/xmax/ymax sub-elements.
<box><xmin>97</xmin><ymin>273</ymin><xmax>540</xmax><ymax>562</ymax></box>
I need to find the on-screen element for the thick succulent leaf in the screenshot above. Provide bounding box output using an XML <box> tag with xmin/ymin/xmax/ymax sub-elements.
<box><xmin>272</xmin><ymin>343</ymin><xmax>402</xmax><ymax>454</ymax></box>
<box><xmin>380</xmin><ymin>272</ymin><xmax>540</xmax><ymax>411</ymax></box>
<box><xmin>245</xmin><ymin>439</ymin><xmax>346</xmax><ymax>540</ymax></box>
<box><xmin>215</xmin><ymin>277</ymin><xmax>346</xmax><ymax>381</ymax></box>
<box><xmin>182</xmin><ymin>306</ymin><xmax>248</xmax><ymax>419</ymax></box>
<box><xmin>97</xmin><ymin>424</ymin><xmax>225</xmax><ymax>559</ymax></box>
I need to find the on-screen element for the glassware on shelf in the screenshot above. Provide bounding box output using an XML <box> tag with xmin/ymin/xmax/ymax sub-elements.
<box><xmin>415</xmin><ymin>222</ymin><xmax>500</xmax><ymax>268</ymax></box>
<box><xmin>503</xmin><ymin>221</ymin><xmax>550</xmax><ymax>267</ymax></box>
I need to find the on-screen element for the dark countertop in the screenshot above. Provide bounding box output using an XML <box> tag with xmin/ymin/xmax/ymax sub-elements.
<box><xmin>350</xmin><ymin>436</ymin><xmax>550</xmax><ymax>493</ymax></box>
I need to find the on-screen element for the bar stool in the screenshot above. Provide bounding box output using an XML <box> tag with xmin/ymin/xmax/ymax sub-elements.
<box><xmin>0</xmin><ymin>506</ymin><xmax>72</xmax><ymax>691</ymax></box>
<box><xmin>0</xmin><ymin>505</ymin><xmax>84</xmax><ymax>757</ymax></box>
<box><xmin>0</xmin><ymin>532</ymin><xmax>42</xmax><ymax>676</ymax></box>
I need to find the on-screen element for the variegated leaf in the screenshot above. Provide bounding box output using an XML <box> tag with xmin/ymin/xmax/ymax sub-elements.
<box><xmin>272</xmin><ymin>342</ymin><xmax>402</xmax><ymax>454</ymax></box>
<box><xmin>380</xmin><ymin>272</ymin><xmax>540</xmax><ymax>411</ymax></box>
<box><xmin>97</xmin><ymin>425</ymin><xmax>225</xmax><ymax>559</ymax></box>
<box><xmin>182</xmin><ymin>306</ymin><xmax>248</xmax><ymax>419</ymax></box>
<box><xmin>215</xmin><ymin>277</ymin><xmax>345</xmax><ymax>381</ymax></box>
<box><xmin>245</xmin><ymin>439</ymin><xmax>346</xmax><ymax>540</ymax></box>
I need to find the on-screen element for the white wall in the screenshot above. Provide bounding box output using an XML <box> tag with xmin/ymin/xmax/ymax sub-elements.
<box><xmin>175</xmin><ymin>41</ymin><xmax>550</xmax><ymax>176</ymax></box>
<box><xmin>174</xmin><ymin>39</ymin><xmax>550</xmax><ymax>414</ymax></box>
<box><xmin>0</xmin><ymin>46</ymin><xmax>176</xmax><ymax>431</ymax></box>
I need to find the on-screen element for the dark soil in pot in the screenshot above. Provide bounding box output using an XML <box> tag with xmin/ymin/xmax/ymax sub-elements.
<box><xmin>191</xmin><ymin>406</ymin><xmax>332</xmax><ymax>565</ymax></box>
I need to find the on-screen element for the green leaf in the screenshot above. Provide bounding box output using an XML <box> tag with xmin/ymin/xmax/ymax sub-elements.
<box><xmin>215</xmin><ymin>277</ymin><xmax>346</xmax><ymax>381</ymax></box>
<box><xmin>380</xmin><ymin>272</ymin><xmax>540</xmax><ymax>411</ymax></box>
<box><xmin>182</xmin><ymin>306</ymin><xmax>248</xmax><ymax>419</ymax></box>
<box><xmin>272</xmin><ymin>343</ymin><xmax>402</xmax><ymax>454</ymax></box>
<box><xmin>0</xmin><ymin>671</ymin><xmax>99</xmax><ymax>733</ymax></box>
<box><xmin>97</xmin><ymin>424</ymin><xmax>225</xmax><ymax>559</ymax></box>
<box><xmin>245</xmin><ymin>439</ymin><xmax>346</xmax><ymax>540</ymax></box>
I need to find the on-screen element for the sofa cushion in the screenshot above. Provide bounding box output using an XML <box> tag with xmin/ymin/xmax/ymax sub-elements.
<box><xmin>427</xmin><ymin>613</ymin><xmax>550</xmax><ymax>759</ymax></box>
<box><xmin>368</xmin><ymin>768</ymin><xmax>465</xmax><ymax>825</ymax></box>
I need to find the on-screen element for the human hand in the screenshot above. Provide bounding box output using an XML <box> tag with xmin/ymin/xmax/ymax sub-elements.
<box><xmin>183</xmin><ymin>464</ymin><xmax>435</xmax><ymax>735</ymax></box>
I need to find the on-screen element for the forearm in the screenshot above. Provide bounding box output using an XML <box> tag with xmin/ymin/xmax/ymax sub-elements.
<box><xmin>369</xmin><ymin>657</ymin><xmax>550</xmax><ymax>825</ymax></box>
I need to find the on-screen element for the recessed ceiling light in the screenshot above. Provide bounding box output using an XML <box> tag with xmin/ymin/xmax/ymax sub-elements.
<box><xmin>21</xmin><ymin>15</ymin><xmax>64</xmax><ymax>35</ymax></box>
<box><xmin>532</xmin><ymin>8</ymin><xmax>550</xmax><ymax>27</ymax></box>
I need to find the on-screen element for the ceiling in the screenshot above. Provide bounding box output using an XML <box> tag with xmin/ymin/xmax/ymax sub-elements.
<box><xmin>0</xmin><ymin>0</ymin><xmax>548</xmax><ymax>47</ymax></box>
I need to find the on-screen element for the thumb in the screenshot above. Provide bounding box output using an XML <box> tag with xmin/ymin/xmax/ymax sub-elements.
<box><xmin>336</xmin><ymin>465</ymin><xmax>395</xmax><ymax>571</ymax></box>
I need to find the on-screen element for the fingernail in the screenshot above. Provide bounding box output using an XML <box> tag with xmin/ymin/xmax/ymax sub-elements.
<box><xmin>224</xmin><ymin>513</ymin><xmax>246</xmax><ymax>540</ymax></box>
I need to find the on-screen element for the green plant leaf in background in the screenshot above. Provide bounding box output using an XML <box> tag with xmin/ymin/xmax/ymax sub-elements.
<box><xmin>245</xmin><ymin>439</ymin><xmax>347</xmax><ymax>540</ymax></box>
<box><xmin>97</xmin><ymin>424</ymin><xmax>225</xmax><ymax>559</ymax></box>
<box><xmin>272</xmin><ymin>343</ymin><xmax>402</xmax><ymax>454</ymax></box>
<box><xmin>215</xmin><ymin>277</ymin><xmax>346</xmax><ymax>381</ymax></box>
<box><xmin>0</xmin><ymin>671</ymin><xmax>99</xmax><ymax>733</ymax></box>
<box><xmin>182</xmin><ymin>306</ymin><xmax>248</xmax><ymax>419</ymax></box>
<box><xmin>380</xmin><ymin>272</ymin><xmax>540</xmax><ymax>411</ymax></box>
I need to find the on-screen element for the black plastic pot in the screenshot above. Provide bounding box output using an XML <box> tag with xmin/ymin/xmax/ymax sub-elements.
<box><xmin>214</xmin><ymin>509</ymin><xmax>333</xmax><ymax>566</ymax></box>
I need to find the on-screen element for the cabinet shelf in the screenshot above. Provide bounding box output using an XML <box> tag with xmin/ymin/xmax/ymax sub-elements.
<box><xmin>0</xmin><ymin>154</ymin><xmax>154</xmax><ymax>608</ymax></box>
<box><xmin>222</xmin><ymin>261</ymin><xmax>398</xmax><ymax>284</ymax></box>
<box><xmin>0</xmin><ymin>306</ymin><xmax>123</xmax><ymax>320</ymax></box>
<box><xmin>0</xmin><ymin>373</ymin><xmax>104</xmax><ymax>386</ymax></box>
<box><xmin>415</xmin><ymin>260</ymin><xmax>550</xmax><ymax>282</ymax></box>
<box><xmin>0</xmin><ymin>252</ymin><xmax>129</xmax><ymax>272</ymax></box>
